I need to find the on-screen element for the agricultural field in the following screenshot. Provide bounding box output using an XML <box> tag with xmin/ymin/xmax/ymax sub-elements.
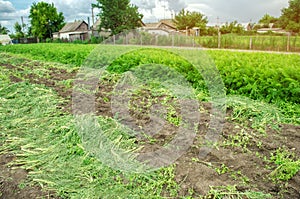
<box><xmin>197</xmin><ymin>35</ymin><xmax>300</xmax><ymax>52</ymax></box>
<box><xmin>0</xmin><ymin>43</ymin><xmax>299</xmax><ymax>199</ymax></box>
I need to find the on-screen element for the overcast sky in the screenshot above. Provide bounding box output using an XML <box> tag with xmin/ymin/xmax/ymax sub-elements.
<box><xmin>0</xmin><ymin>0</ymin><xmax>289</xmax><ymax>33</ymax></box>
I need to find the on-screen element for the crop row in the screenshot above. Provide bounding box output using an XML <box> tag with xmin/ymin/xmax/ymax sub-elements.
<box><xmin>1</xmin><ymin>44</ymin><xmax>299</xmax><ymax>105</ymax></box>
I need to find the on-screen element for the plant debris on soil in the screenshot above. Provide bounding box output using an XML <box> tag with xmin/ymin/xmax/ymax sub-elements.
<box><xmin>0</xmin><ymin>53</ymin><xmax>299</xmax><ymax>199</ymax></box>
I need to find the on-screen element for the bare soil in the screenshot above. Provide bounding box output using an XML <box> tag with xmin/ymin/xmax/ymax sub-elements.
<box><xmin>1</xmin><ymin>55</ymin><xmax>299</xmax><ymax>198</ymax></box>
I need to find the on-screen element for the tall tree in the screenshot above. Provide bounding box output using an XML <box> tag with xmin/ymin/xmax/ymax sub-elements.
<box><xmin>279</xmin><ymin>0</ymin><xmax>300</xmax><ymax>33</ymax></box>
<box><xmin>220</xmin><ymin>21</ymin><xmax>244</xmax><ymax>34</ymax></box>
<box><xmin>0</xmin><ymin>24</ymin><xmax>9</xmax><ymax>34</ymax></box>
<box><xmin>29</xmin><ymin>2</ymin><xmax>65</xmax><ymax>40</ymax></box>
<box><xmin>14</xmin><ymin>22</ymin><xmax>25</xmax><ymax>39</ymax></box>
<box><xmin>173</xmin><ymin>9</ymin><xmax>208</xmax><ymax>30</ymax></box>
<box><xmin>258</xmin><ymin>14</ymin><xmax>279</xmax><ymax>28</ymax></box>
<box><xmin>94</xmin><ymin>0</ymin><xmax>143</xmax><ymax>35</ymax></box>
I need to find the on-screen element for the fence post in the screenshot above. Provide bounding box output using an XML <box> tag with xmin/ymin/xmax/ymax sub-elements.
<box><xmin>172</xmin><ymin>34</ymin><xmax>174</xmax><ymax>47</ymax></box>
<box><xmin>113</xmin><ymin>35</ymin><xmax>115</xmax><ymax>45</ymax></box>
<box><xmin>249</xmin><ymin>37</ymin><xmax>252</xmax><ymax>50</ymax></box>
<box><xmin>287</xmin><ymin>32</ymin><xmax>291</xmax><ymax>52</ymax></box>
<box><xmin>218</xmin><ymin>32</ymin><xmax>221</xmax><ymax>48</ymax></box>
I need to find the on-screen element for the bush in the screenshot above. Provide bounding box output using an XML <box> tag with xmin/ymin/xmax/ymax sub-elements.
<box><xmin>46</xmin><ymin>38</ymin><xmax>52</xmax><ymax>43</ymax></box>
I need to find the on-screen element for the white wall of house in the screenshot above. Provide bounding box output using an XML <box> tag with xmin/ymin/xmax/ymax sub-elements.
<box><xmin>0</xmin><ymin>35</ymin><xmax>12</xmax><ymax>45</ymax></box>
<box><xmin>59</xmin><ymin>31</ymin><xmax>90</xmax><ymax>40</ymax></box>
<box><xmin>52</xmin><ymin>33</ymin><xmax>59</xmax><ymax>39</ymax></box>
<box><xmin>146</xmin><ymin>29</ymin><xmax>169</xmax><ymax>36</ymax></box>
<box><xmin>59</xmin><ymin>32</ymin><xmax>70</xmax><ymax>40</ymax></box>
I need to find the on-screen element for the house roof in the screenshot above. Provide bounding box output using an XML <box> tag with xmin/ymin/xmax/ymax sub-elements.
<box><xmin>144</xmin><ymin>23</ymin><xmax>159</xmax><ymax>28</ymax></box>
<box><xmin>91</xmin><ymin>18</ymin><xmax>101</xmax><ymax>30</ymax></box>
<box><xmin>60</xmin><ymin>21</ymin><xmax>87</xmax><ymax>33</ymax></box>
<box><xmin>159</xmin><ymin>19</ymin><xmax>176</xmax><ymax>29</ymax></box>
<box><xmin>144</xmin><ymin>19</ymin><xmax>176</xmax><ymax>30</ymax></box>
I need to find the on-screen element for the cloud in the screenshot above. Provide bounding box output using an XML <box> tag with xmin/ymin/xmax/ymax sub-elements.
<box><xmin>132</xmin><ymin>0</ymin><xmax>156</xmax><ymax>11</ymax></box>
<box><xmin>44</xmin><ymin>0</ymin><xmax>94</xmax><ymax>22</ymax></box>
<box><xmin>186</xmin><ymin>0</ymin><xmax>288</xmax><ymax>23</ymax></box>
<box><xmin>0</xmin><ymin>0</ymin><xmax>29</xmax><ymax>22</ymax></box>
<box><xmin>0</xmin><ymin>0</ymin><xmax>15</xmax><ymax>13</ymax></box>
<box><xmin>165</xmin><ymin>0</ymin><xmax>187</xmax><ymax>13</ymax></box>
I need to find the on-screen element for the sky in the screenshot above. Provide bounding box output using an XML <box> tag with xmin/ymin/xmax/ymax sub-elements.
<box><xmin>0</xmin><ymin>0</ymin><xmax>289</xmax><ymax>33</ymax></box>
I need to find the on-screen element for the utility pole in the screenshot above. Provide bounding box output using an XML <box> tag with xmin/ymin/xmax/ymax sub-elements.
<box><xmin>21</xmin><ymin>16</ymin><xmax>25</xmax><ymax>32</ymax></box>
<box><xmin>91</xmin><ymin>4</ymin><xmax>95</xmax><ymax>26</ymax></box>
<box><xmin>217</xmin><ymin>17</ymin><xmax>221</xmax><ymax>48</ymax></box>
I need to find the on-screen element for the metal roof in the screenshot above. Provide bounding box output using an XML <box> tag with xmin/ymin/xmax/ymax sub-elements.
<box><xmin>60</xmin><ymin>21</ymin><xmax>87</xmax><ymax>33</ymax></box>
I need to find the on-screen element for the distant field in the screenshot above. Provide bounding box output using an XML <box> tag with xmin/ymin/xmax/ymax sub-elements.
<box><xmin>197</xmin><ymin>34</ymin><xmax>300</xmax><ymax>52</ymax></box>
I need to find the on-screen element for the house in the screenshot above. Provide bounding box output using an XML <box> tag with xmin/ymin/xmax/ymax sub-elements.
<box><xmin>257</xmin><ymin>28</ymin><xmax>288</xmax><ymax>34</ymax></box>
<box><xmin>0</xmin><ymin>34</ymin><xmax>12</xmax><ymax>45</ymax></box>
<box><xmin>90</xmin><ymin>18</ymin><xmax>111</xmax><ymax>37</ymax></box>
<box><xmin>142</xmin><ymin>19</ymin><xmax>177</xmax><ymax>36</ymax></box>
<box><xmin>53</xmin><ymin>21</ymin><xmax>89</xmax><ymax>41</ymax></box>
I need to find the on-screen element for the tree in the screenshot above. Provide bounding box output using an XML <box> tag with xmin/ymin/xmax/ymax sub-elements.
<box><xmin>258</xmin><ymin>14</ymin><xmax>279</xmax><ymax>28</ymax></box>
<box><xmin>220</xmin><ymin>21</ymin><xmax>244</xmax><ymax>34</ymax></box>
<box><xmin>29</xmin><ymin>2</ymin><xmax>65</xmax><ymax>40</ymax></box>
<box><xmin>0</xmin><ymin>24</ymin><xmax>9</xmax><ymax>34</ymax></box>
<box><xmin>279</xmin><ymin>0</ymin><xmax>300</xmax><ymax>33</ymax></box>
<box><xmin>173</xmin><ymin>9</ymin><xmax>208</xmax><ymax>31</ymax></box>
<box><xmin>13</xmin><ymin>22</ymin><xmax>25</xmax><ymax>39</ymax></box>
<box><xmin>94</xmin><ymin>0</ymin><xmax>143</xmax><ymax>35</ymax></box>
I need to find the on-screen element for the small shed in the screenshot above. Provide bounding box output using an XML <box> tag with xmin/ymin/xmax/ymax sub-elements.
<box><xmin>0</xmin><ymin>34</ymin><xmax>12</xmax><ymax>45</ymax></box>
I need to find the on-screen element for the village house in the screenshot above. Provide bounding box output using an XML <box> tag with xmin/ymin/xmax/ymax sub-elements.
<box><xmin>90</xmin><ymin>19</ymin><xmax>111</xmax><ymax>37</ymax></box>
<box><xmin>257</xmin><ymin>28</ymin><xmax>288</xmax><ymax>34</ymax></box>
<box><xmin>53</xmin><ymin>20</ymin><xmax>89</xmax><ymax>41</ymax></box>
<box><xmin>142</xmin><ymin>19</ymin><xmax>178</xmax><ymax>36</ymax></box>
<box><xmin>0</xmin><ymin>34</ymin><xmax>13</xmax><ymax>45</ymax></box>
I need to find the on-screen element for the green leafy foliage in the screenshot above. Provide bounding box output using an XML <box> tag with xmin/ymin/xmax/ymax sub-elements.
<box><xmin>220</xmin><ymin>21</ymin><xmax>245</xmax><ymax>34</ymax></box>
<box><xmin>279</xmin><ymin>0</ymin><xmax>300</xmax><ymax>33</ymax></box>
<box><xmin>258</xmin><ymin>14</ymin><xmax>279</xmax><ymax>28</ymax></box>
<box><xmin>94</xmin><ymin>0</ymin><xmax>143</xmax><ymax>35</ymax></box>
<box><xmin>0</xmin><ymin>43</ymin><xmax>94</xmax><ymax>66</ymax></box>
<box><xmin>269</xmin><ymin>148</ymin><xmax>300</xmax><ymax>181</ymax></box>
<box><xmin>1</xmin><ymin>44</ymin><xmax>299</xmax><ymax>114</ymax></box>
<box><xmin>0</xmin><ymin>23</ymin><xmax>9</xmax><ymax>34</ymax></box>
<box><xmin>208</xmin><ymin>50</ymin><xmax>300</xmax><ymax>104</ymax></box>
<box><xmin>173</xmin><ymin>9</ymin><xmax>208</xmax><ymax>30</ymax></box>
<box><xmin>29</xmin><ymin>2</ymin><xmax>65</xmax><ymax>40</ymax></box>
<box><xmin>13</xmin><ymin>22</ymin><xmax>25</xmax><ymax>39</ymax></box>
<box><xmin>107</xmin><ymin>48</ymin><xmax>206</xmax><ymax>91</ymax></box>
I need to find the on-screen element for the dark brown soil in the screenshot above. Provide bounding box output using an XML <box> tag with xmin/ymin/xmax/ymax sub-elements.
<box><xmin>0</xmin><ymin>154</ymin><xmax>57</xmax><ymax>199</ymax></box>
<box><xmin>1</xmin><ymin>54</ymin><xmax>299</xmax><ymax>198</ymax></box>
<box><xmin>94</xmin><ymin>78</ymin><xmax>300</xmax><ymax>199</ymax></box>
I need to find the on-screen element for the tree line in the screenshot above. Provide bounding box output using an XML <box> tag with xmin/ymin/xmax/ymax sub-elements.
<box><xmin>0</xmin><ymin>0</ymin><xmax>299</xmax><ymax>40</ymax></box>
